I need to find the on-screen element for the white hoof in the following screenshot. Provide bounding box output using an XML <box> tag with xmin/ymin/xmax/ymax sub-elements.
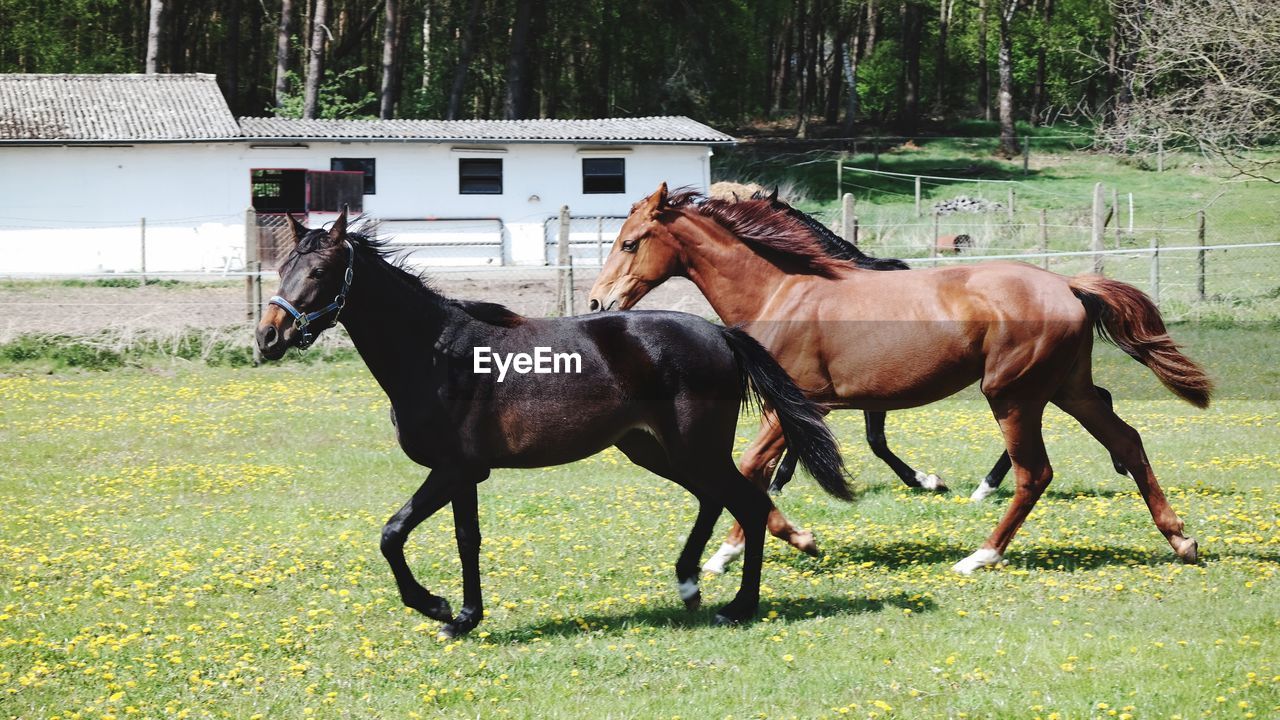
<box><xmin>702</xmin><ymin>542</ymin><xmax>744</xmax><ymax>575</ymax></box>
<box><xmin>915</xmin><ymin>471</ymin><xmax>945</xmax><ymax>491</ymax></box>
<box><xmin>951</xmin><ymin>548</ymin><xmax>1004</xmax><ymax>575</ymax></box>
<box><xmin>969</xmin><ymin>481</ymin><xmax>998</xmax><ymax>502</ymax></box>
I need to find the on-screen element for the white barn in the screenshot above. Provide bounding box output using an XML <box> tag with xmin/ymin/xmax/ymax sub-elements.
<box><xmin>0</xmin><ymin>74</ymin><xmax>735</xmax><ymax>275</ymax></box>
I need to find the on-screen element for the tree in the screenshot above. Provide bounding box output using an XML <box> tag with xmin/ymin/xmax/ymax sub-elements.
<box><xmin>303</xmin><ymin>0</ymin><xmax>330</xmax><ymax>120</ymax></box>
<box><xmin>380</xmin><ymin>0</ymin><xmax>399</xmax><ymax>118</ymax></box>
<box><xmin>996</xmin><ymin>0</ymin><xmax>1021</xmax><ymax>156</ymax></box>
<box><xmin>446</xmin><ymin>0</ymin><xmax>482</xmax><ymax>120</ymax></box>
<box><xmin>274</xmin><ymin>0</ymin><xmax>295</xmax><ymax>108</ymax></box>
<box><xmin>1100</xmin><ymin>0</ymin><xmax>1280</xmax><ymax>181</ymax></box>
<box><xmin>502</xmin><ymin>0</ymin><xmax>534</xmax><ymax>119</ymax></box>
<box><xmin>145</xmin><ymin>0</ymin><xmax>163</xmax><ymax>73</ymax></box>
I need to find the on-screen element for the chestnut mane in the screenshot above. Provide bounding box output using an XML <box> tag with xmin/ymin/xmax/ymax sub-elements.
<box><xmin>666</xmin><ymin>190</ymin><xmax>856</xmax><ymax>278</ymax></box>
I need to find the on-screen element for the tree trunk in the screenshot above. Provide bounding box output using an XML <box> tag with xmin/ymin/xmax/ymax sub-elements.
<box><xmin>303</xmin><ymin>0</ymin><xmax>329</xmax><ymax>119</ymax></box>
<box><xmin>978</xmin><ymin>0</ymin><xmax>990</xmax><ymax>119</ymax></box>
<box><xmin>934</xmin><ymin>0</ymin><xmax>953</xmax><ymax>113</ymax></box>
<box><xmin>824</xmin><ymin>28</ymin><xmax>846</xmax><ymax>125</ymax></box>
<box><xmin>795</xmin><ymin>0</ymin><xmax>810</xmax><ymax>137</ymax></box>
<box><xmin>997</xmin><ymin>0</ymin><xmax>1021</xmax><ymax>156</ymax></box>
<box><xmin>865</xmin><ymin>1</ymin><xmax>877</xmax><ymax>57</ymax></box>
<box><xmin>502</xmin><ymin>0</ymin><xmax>534</xmax><ymax>119</ymax></box>
<box><xmin>841</xmin><ymin>4</ymin><xmax>863</xmax><ymax>133</ymax></box>
<box><xmin>274</xmin><ymin>0</ymin><xmax>294</xmax><ymax>107</ymax></box>
<box><xmin>379</xmin><ymin>0</ymin><xmax>398</xmax><ymax>118</ymax></box>
<box><xmin>221</xmin><ymin>0</ymin><xmax>242</xmax><ymax>114</ymax></box>
<box><xmin>446</xmin><ymin>0</ymin><xmax>482</xmax><ymax>120</ymax></box>
<box><xmin>1031</xmin><ymin>0</ymin><xmax>1054</xmax><ymax>124</ymax></box>
<box><xmin>899</xmin><ymin>1</ymin><xmax>922</xmax><ymax>133</ymax></box>
<box><xmin>421</xmin><ymin>3</ymin><xmax>431</xmax><ymax>92</ymax></box>
<box><xmin>146</xmin><ymin>0</ymin><xmax>164</xmax><ymax>73</ymax></box>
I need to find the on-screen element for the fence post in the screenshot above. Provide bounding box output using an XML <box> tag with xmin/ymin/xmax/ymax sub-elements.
<box><xmin>245</xmin><ymin>208</ymin><xmax>262</xmax><ymax>365</ymax></box>
<box><xmin>139</xmin><ymin>217</ymin><xmax>147</xmax><ymax>285</ymax></box>
<box><xmin>931</xmin><ymin>211</ymin><xmax>939</xmax><ymax>258</ymax></box>
<box><xmin>914</xmin><ymin>175</ymin><xmax>922</xmax><ymax>217</ymax></box>
<box><xmin>1157</xmin><ymin>136</ymin><xmax>1165</xmax><ymax>172</ymax></box>
<box><xmin>836</xmin><ymin>152</ymin><xmax>845</xmax><ymax>200</ymax></box>
<box><xmin>1007</xmin><ymin>188</ymin><xmax>1015</xmax><ymax>221</ymax></box>
<box><xmin>841</xmin><ymin>192</ymin><xmax>856</xmax><ymax>243</ymax></box>
<box><xmin>1022</xmin><ymin>136</ymin><xmax>1030</xmax><ymax>176</ymax></box>
<box><xmin>852</xmin><ymin>215</ymin><xmax>859</xmax><ymax>245</ymax></box>
<box><xmin>1112</xmin><ymin>187</ymin><xmax>1121</xmax><ymax>248</ymax></box>
<box><xmin>1091</xmin><ymin>182</ymin><xmax>1105</xmax><ymax>274</ymax></box>
<box><xmin>245</xmin><ymin>208</ymin><xmax>257</xmax><ymax>321</ymax></box>
<box><xmin>1197</xmin><ymin>210</ymin><xmax>1206</xmax><ymax>301</ymax></box>
<box><xmin>557</xmin><ymin>205</ymin><xmax>571</xmax><ymax>316</ymax></box>
<box><xmin>1149</xmin><ymin>232</ymin><xmax>1160</xmax><ymax>306</ymax></box>
<box><xmin>596</xmin><ymin>216</ymin><xmax>604</xmax><ymax>266</ymax></box>
<box><xmin>1127</xmin><ymin>192</ymin><xmax>1134</xmax><ymax>236</ymax></box>
<box><xmin>565</xmin><ymin>256</ymin><xmax>575</xmax><ymax>316</ymax></box>
<box><xmin>1039</xmin><ymin>208</ymin><xmax>1049</xmax><ymax>270</ymax></box>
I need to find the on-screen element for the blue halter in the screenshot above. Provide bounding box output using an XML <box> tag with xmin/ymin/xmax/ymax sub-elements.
<box><xmin>268</xmin><ymin>241</ymin><xmax>355</xmax><ymax>349</ymax></box>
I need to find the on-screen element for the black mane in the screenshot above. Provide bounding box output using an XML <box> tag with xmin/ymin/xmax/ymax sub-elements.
<box><xmin>301</xmin><ymin>224</ymin><xmax>526</xmax><ymax>328</ymax></box>
<box><xmin>755</xmin><ymin>192</ymin><xmax>910</xmax><ymax>271</ymax></box>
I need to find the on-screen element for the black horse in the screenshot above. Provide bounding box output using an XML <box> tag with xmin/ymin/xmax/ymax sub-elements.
<box><xmin>256</xmin><ymin>210</ymin><xmax>852</xmax><ymax>637</ymax></box>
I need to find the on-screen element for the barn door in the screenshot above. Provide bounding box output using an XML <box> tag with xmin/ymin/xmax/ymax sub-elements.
<box><xmin>307</xmin><ymin>170</ymin><xmax>364</xmax><ymax>213</ymax></box>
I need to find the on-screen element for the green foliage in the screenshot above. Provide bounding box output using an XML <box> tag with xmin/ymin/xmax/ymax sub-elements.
<box><xmin>273</xmin><ymin>67</ymin><xmax>378</xmax><ymax>120</ymax></box>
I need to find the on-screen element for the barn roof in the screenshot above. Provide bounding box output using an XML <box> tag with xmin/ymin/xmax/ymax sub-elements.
<box><xmin>0</xmin><ymin>74</ymin><xmax>240</xmax><ymax>142</ymax></box>
<box><xmin>237</xmin><ymin>116</ymin><xmax>737</xmax><ymax>145</ymax></box>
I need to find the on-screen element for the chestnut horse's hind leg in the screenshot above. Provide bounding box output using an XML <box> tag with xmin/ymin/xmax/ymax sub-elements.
<box><xmin>380</xmin><ymin>468</ymin><xmax>467</xmax><ymax>626</ymax></box>
<box><xmin>1054</xmin><ymin>383</ymin><xmax>1198</xmax><ymax>563</ymax></box>
<box><xmin>703</xmin><ymin>413</ymin><xmax>816</xmax><ymax>575</ymax></box>
<box><xmin>864</xmin><ymin>410</ymin><xmax>947</xmax><ymax>492</ymax></box>
<box><xmin>954</xmin><ymin>402</ymin><xmax>1053</xmax><ymax>574</ymax></box>
<box><xmin>970</xmin><ymin>385</ymin><xmax>1125</xmax><ymax>501</ymax></box>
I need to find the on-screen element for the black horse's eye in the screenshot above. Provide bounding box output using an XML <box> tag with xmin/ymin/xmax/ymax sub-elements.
<box><xmin>621</xmin><ymin>238</ymin><xmax>639</xmax><ymax>253</ymax></box>
<box><xmin>308</xmin><ymin>267</ymin><xmax>326</xmax><ymax>279</ymax></box>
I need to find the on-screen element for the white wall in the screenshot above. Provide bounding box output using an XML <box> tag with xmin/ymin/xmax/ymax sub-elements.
<box><xmin>0</xmin><ymin>139</ymin><xmax>714</xmax><ymax>273</ymax></box>
<box><xmin>0</xmin><ymin>144</ymin><xmax>246</xmax><ymax>274</ymax></box>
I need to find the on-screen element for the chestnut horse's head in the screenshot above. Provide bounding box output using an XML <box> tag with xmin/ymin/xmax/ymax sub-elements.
<box><xmin>588</xmin><ymin>183</ymin><xmax>686</xmax><ymax>312</ymax></box>
<box><xmin>256</xmin><ymin>209</ymin><xmax>355</xmax><ymax>360</ymax></box>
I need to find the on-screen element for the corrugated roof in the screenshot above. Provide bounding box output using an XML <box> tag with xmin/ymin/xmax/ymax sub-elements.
<box><xmin>0</xmin><ymin>74</ymin><xmax>240</xmax><ymax>142</ymax></box>
<box><xmin>238</xmin><ymin>115</ymin><xmax>736</xmax><ymax>144</ymax></box>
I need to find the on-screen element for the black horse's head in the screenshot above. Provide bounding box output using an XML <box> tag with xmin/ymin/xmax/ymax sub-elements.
<box><xmin>256</xmin><ymin>209</ymin><xmax>355</xmax><ymax>360</ymax></box>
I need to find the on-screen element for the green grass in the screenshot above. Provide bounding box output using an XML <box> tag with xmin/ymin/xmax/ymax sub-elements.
<box><xmin>1</xmin><ymin>325</ymin><xmax>1277</xmax><ymax>719</ymax></box>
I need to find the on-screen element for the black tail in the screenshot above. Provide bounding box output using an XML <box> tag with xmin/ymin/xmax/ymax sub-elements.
<box><xmin>720</xmin><ymin>326</ymin><xmax>853</xmax><ymax>501</ymax></box>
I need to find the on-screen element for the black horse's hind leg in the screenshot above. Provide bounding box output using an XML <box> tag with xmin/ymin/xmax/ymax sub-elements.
<box><xmin>439</xmin><ymin>478</ymin><xmax>485</xmax><ymax>639</ymax></box>
<box><xmin>971</xmin><ymin>385</ymin><xmax>1124</xmax><ymax>501</ymax></box>
<box><xmin>617</xmin><ymin>430</ymin><xmax>721</xmax><ymax>611</ymax></box>
<box><xmin>713</xmin><ymin>478</ymin><xmax>771</xmax><ymax>625</ymax></box>
<box><xmin>380</xmin><ymin>469</ymin><xmax>459</xmax><ymax>623</ymax></box>
<box><xmin>865</xmin><ymin>411</ymin><xmax>947</xmax><ymax>492</ymax></box>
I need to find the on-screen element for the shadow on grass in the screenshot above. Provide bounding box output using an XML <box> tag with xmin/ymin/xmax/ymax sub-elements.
<box><xmin>780</xmin><ymin>537</ymin><xmax>1187</xmax><ymax>574</ymax></box>
<box><xmin>486</xmin><ymin>592</ymin><xmax>934</xmax><ymax>643</ymax></box>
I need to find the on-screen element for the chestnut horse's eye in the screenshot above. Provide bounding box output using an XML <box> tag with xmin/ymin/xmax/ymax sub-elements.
<box><xmin>621</xmin><ymin>238</ymin><xmax>639</xmax><ymax>253</ymax></box>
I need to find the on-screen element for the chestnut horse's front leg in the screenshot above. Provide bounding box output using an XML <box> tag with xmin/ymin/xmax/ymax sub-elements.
<box><xmin>703</xmin><ymin>412</ymin><xmax>817</xmax><ymax>574</ymax></box>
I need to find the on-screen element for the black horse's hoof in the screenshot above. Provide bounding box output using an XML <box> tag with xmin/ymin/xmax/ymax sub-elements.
<box><xmin>437</xmin><ymin>607</ymin><xmax>483</xmax><ymax>639</ymax></box>
<box><xmin>713</xmin><ymin>600</ymin><xmax>757</xmax><ymax>626</ymax></box>
<box><xmin>405</xmin><ymin>591</ymin><xmax>453</xmax><ymax>623</ymax></box>
<box><xmin>683</xmin><ymin>591</ymin><xmax>702</xmax><ymax>612</ymax></box>
<box><xmin>768</xmin><ymin>481</ymin><xmax>785</xmax><ymax>496</ymax></box>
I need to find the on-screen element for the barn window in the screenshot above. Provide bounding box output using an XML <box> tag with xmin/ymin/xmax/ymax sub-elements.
<box><xmin>582</xmin><ymin>158</ymin><xmax>625</xmax><ymax>194</ymax></box>
<box><xmin>251</xmin><ymin>169</ymin><xmax>307</xmax><ymax>213</ymax></box>
<box><xmin>307</xmin><ymin>171</ymin><xmax>364</xmax><ymax>213</ymax></box>
<box><xmin>330</xmin><ymin>158</ymin><xmax>376</xmax><ymax>194</ymax></box>
<box><xmin>459</xmin><ymin>158</ymin><xmax>503</xmax><ymax>194</ymax></box>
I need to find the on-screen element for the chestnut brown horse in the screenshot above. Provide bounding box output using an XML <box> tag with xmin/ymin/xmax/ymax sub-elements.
<box><xmin>589</xmin><ymin>184</ymin><xmax>1213</xmax><ymax>575</ymax></box>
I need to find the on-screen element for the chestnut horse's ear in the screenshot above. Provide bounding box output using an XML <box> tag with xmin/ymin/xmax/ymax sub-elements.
<box><xmin>649</xmin><ymin>182</ymin><xmax>669</xmax><ymax>211</ymax></box>
<box><xmin>327</xmin><ymin>205</ymin><xmax>349</xmax><ymax>242</ymax></box>
<box><xmin>287</xmin><ymin>213</ymin><xmax>308</xmax><ymax>245</ymax></box>
<box><xmin>768</xmin><ymin>187</ymin><xmax>779</xmax><ymax>204</ymax></box>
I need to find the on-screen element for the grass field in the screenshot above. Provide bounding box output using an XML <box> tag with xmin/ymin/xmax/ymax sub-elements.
<box><xmin>2</xmin><ymin>324</ymin><xmax>1277</xmax><ymax>719</ymax></box>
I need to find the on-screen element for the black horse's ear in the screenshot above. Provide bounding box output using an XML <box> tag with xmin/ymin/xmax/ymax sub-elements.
<box><xmin>287</xmin><ymin>213</ymin><xmax>308</xmax><ymax>245</ymax></box>
<box><xmin>328</xmin><ymin>205</ymin><xmax>349</xmax><ymax>242</ymax></box>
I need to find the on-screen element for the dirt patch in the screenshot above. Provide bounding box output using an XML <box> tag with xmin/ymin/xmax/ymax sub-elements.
<box><xmin>0</xmin><ymin>271</ymin><xmax>715</xmax><ymax>341</ymax></box>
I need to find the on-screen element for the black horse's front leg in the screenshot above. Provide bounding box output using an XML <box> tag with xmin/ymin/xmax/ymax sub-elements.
<box><xmin>380</xmin><ymin>469</ymin><xmax>459</xmax><ymax>624</ymax></box>
<box><xmin>865</xmin><ymin>411</ymin><xmax>947</xmax><ymax>492</ymax></box>
<box><xmin>439</xmin><ymin>478</ymin><xmax>485</xmax><ymax>639</ymax></box>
